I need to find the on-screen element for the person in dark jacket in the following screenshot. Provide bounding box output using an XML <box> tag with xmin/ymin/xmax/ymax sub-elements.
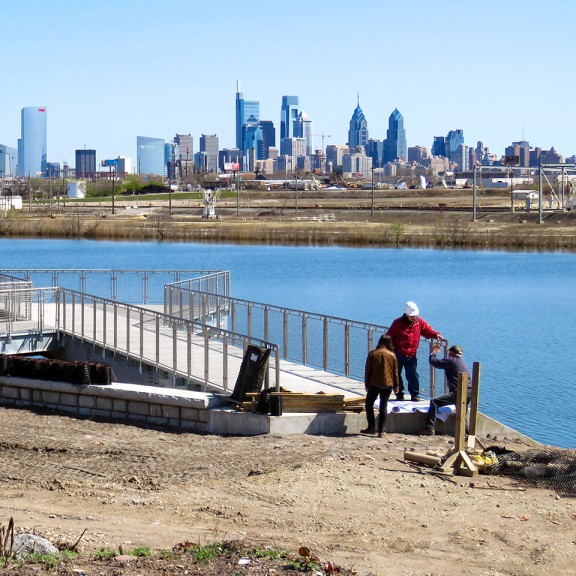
<box><xmin>361</xmin><ymin>335</ymin><xmax>399</xmax><ymax>438</ymax></box>
<box><xmin>421</xmin><ymin>343</ymin><xmax>472</xmax><ymax>436</ymax></box>
<box><xmin>386</xmin><ymin>301</ymin><xmax>442</xmax><ymax>402</ymax></box>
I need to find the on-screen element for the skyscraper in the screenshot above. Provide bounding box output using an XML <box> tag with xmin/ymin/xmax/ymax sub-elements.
<box><xmin>0</xmin><ymin>145</ymin><xmax>17</xmax><ymax>177</ymax></box>
<box><xmin>446</xmin><ymin>129</ymin><xmax>464</xmax><ymax>167</ymax></box>
<box><xmin>382</xmin><ymin>109</ymin><xmax>407</xmax><ymax>163</ymax></box>
<box><xmin>75</xmin><ymin>149</ymin><xmax>97</xmax><ymax>179</ymax></box>
<box><xmin>199</xmin><ymin>134</ymin><xmax>219</xmax><ymax>172</ymax></box>
<box><xmin>280</xmin><ymin>96</ymin><xmax>299</xmax><ymax>142</ymax></box>
<box><xmin>294</xmin><ymin>111</ymin><xmax>313</xmax><ymax>157</ymax></box>
<box><xmin>235</xmin><ymin>81</ymin><xmax>259</xmax><ymax>153</ymax></box>
<box><xmin>137</xmin><ymin>136</ymin><xmax>166</xmax><ymax>176</ymax></box>
<box><xmin>348</xmin><ymin>98</ymin><xmax>368</xmax><ymax>150</ymax></box>
<box><xmin>18</xmin><ymin>106</ymin><xmax>47</xmax><ymax>177</ymax></box>
<box><xmin>258</xmin><ymin>120</ymin><xmax>275</xmax><ymax>159</ymax></box>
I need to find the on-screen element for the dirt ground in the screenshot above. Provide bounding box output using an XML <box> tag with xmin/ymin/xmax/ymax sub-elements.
<box><xmin>0</xmin><ymin>405</ymin><xmax>575</xmax><ymax>575</ymax></box>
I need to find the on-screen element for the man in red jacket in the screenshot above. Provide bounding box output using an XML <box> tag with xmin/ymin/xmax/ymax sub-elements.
<box><xmin>386</xmin><ymin>301</ymin><xmax>442</xmax><ymax>402</ymax></box>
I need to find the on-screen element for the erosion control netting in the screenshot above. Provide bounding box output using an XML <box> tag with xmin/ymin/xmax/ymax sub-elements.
<box><xmin>483</xmin><ymin>446</ymin><xmax>576</xmax><ymax>497</ymax></box>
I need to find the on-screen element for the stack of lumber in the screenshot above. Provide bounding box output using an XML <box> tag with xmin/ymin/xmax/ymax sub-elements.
<box><xmin>271</xmin><ymin>392</ymin><xmax>345</xmax><ymax>413</ymax></box>
<box><xmin>342</xmin><ymin>397</ymin><xmax>366</xmax><ymax>413</ymax></box>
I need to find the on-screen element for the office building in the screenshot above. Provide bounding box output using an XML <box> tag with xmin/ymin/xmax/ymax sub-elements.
<box><xmin>75</xmin><ymin>149</ymin><xmax>97</xmax><ymax>179</ymax></box>
<box><xmin>343</xmin><ymin>151</ymin><xmax>372</xmax><ymax>178</ymax></box>
<box><xmin>431</xmin><ymin>136</ymin><xmax>446</xmax><ymax>157</ymax></box>
<box><xmin>505</xmin><ymin>141</ymin><xmax>530</xmax><ymax>167</ymax></box>
<box><xmin>408</xmin><ymin>145</ymin><xmax>429</xmax><ymax>164</ymax></box>
<box><xmin>280</xmin><ymin>137</ymin><xmax>307</xmax><ymax>159</ymax></box>
<box><xmin>235</xmin><ymin>82</ymin><xmax>260</xmax><ymax>153</ymax></box>
<box><xmin>382</xmin><ymin>108</ymin><xmax>407</xmax><ymax>163</ymax></box>
<box><xmin>137</xmin><ymin>136</ymin><xmax>166</xmax><ymax>176</ymax></box>
<box><xmin>348</xmin><ymin>98</ymin><xmax>369</xmax><ymax>150</ymax></box>
<box><xmin>326</xmin><ymin>145</ymin><xmax>350</xmax><ymax>171</ymax></box>
<box><xmin>0</xmin><ymin>145</ymin><xmax>17</xmax><ymax>177</ymax></box>
<box><xmin>219</xmin><ymin>148</ymin><xmax>241</xmax><ymax>172</ymax></box>
<box><xmin>199</xmin><ymin>134</ymin><xmax>219</xmax><ymax>172</ymax></box>
<box><xmin>174</xmin><ymin>134</ymin><xmax>193</xmax><ymax>181</ymax></box>
<box><xmin>280</xmin><ymin>96</ymin><xmax>299</xmax><ymax>142</ymax></box>
<box><xmin>116</xmin><ymin>157</ymin><xmax>132</xmax><ymax>176</ymax></box>
<box><xmin>18</xmin><ymin>106</ymin><xmax>47</xmax><ymax>177</ymax></box>
<box><xmin>294</xmin><ymin>111</ymin><xmax>313</xmax><ymax>157</ymax></box>
<box><xmin>366</xmin><ymin>139</ymin><xmax>383</xmax><ymax>168</ymax></box>
<box><xmin>446</xmin><ymin>129</ymin><xmax>464</xmax><ymax>168</ymax></box>
<box><xmin>258</xmin><ymin>120</ymin><xmax>275</xmax><ymax>159</ymax></box>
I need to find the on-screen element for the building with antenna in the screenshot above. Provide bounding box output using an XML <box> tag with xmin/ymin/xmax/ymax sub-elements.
<box><xmin>348</xmin><ymin>97</ymin><xmax>368</xmax><ymax>150</ymax></box>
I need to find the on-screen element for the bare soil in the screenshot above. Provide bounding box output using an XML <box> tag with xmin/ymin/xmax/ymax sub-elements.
<box><xmin>0</xmin><ymin>405</ymin><xmax>575</xmax><ymax>575</ymax></box>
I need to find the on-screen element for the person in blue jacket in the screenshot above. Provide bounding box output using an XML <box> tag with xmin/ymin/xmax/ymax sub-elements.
<box><xmin>421</xmin><ymin>343</ymin><xmax>471</xmax><ymax>436</ymax></box>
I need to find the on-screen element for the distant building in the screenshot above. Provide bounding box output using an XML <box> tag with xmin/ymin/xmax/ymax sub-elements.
<box><xmin>348</xmin><ymin>98</ymin><xmax>369</xmax><ymax>150</ymax></box>
<box><xmin>18</xmin><ymin>106</ymin><xmax>47</xmax><ymax>177</ymax></box>
<box><xmin>0</xmin><ymin>145</ymin><xmax>17</xmax><ymax>177</ymax></box>
<box><xmin>174</xmin><ymin>134</ymin><xmax>193</xmax><ymax>181</ymax></box>
<box><xmin>505</xmin><ymin>141</ymin><xmax>530</xmax><ymax>167</ymax></box>
<box><xmin>382</xmin><ymin>109</ymin><xmax>407</xmax><ymax>163</ymax></box>
<box><xmin>137</xmin><ymin>136</ymin><xmax>165</xmax><ymax>176</ymax></box>
<box><xmin>408</xmin><ymin>145</ymin><xmax>429</xmax><ymax>164</ymax></box>
<box><xmin>116</xmin><ymin>157</ymin><xmax>132</xmax><ymax>176</ymax></box>
<box><xmin>75</xmin><ymin>149</ymin><xmax>97</xmax><ymax>179</ymax></box>
<box><xmin>280</xmin><ymin>137</ymin><xmax>307</xmax><ymax>160</ymax></box>
<box><xmin>258</xmin><ymin>121</ymin><xmax>276</xmax><ymax>159</ymax></box>
<box><xmin>280</xmin><ymin>95</ymin><xmax>299</xmax><ymax>145</ymax></box>
<box><xmin>235</xmin><ymin>81</ymin><xmax>260</xmax><ymax>154</ymax></box>
<box><xmin>219</xmin><ymin>148</ymin><xmax>241</xmax><ymax>172</ymax></box>
<box><xmin>343</xmin><ymin>150</ymin><xmax>373</xmax><ymax>178</ymax></box>
<box><xmin>366</xmin><ymin>139</ymin><xmax>383</xmax><ymax>168</ymax></box>
<box><xmin>431</xmin><ymin>136</ymin><xmax>446</xmax><ymax>157</ymax></box>
<box><xmin>199</xmin><ymin>134</ymin><xmax>219</xmax><ymax>172</ymax></box>
<box><xmin>294</xmin><ymin>111</ymin><xmax>313</xmax><ymax>157</ymax></box>
<box><xmin>326</xmin><ymin>145</ymin><xmax>350</xmax><ymax>172</ymax></box>
<box><xmin>446</xmin><ymin>129</ymin><xmax>464</xmax><ymax>168</ymax></box>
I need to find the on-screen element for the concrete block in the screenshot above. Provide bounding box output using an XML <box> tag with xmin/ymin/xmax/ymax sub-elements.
<box><xmin>128</xmin><ymin>400</ymin><xmax>150</xmax><ymax>416</ymax></box>
<box><xmin>96</xmin><ymin>397</ymin><xmax>114</xmax><ymax>411</ymax></box>
<box><xmin>127</xmin><ymin>412</ymin><xmax>147</xmax><ymax>423</ymax></box>
<box><xmin>19</xmin><ymin>388</ymin><xmax>32</xmax><ymax>401</ymax></box>
<box><xmin>78</xmin><ymin>408</ymin><xmax>93</xmax><ymax>417</ymax></box>
<box><xmin>32</xmin><ymin>390</ymin><xmax>43</xmax><ymax>402</ymax></box>
<box><xmin>79</xmin><ymin>396</ymin><xmax>95</xmax><ymax>408</ymax></box>
<box><xmin>1</xmin><ymin>386</ymin><xmax>20</xmax><ymax>400</ymax></box>
<box><xmin>92</xmin><ymin>409</ymin><xmax>113</xmax><ymax>420</ymax></box>
<box><xmin>168</xmin><ymin>418</ymin><xmax>182</xmax><ymax>428</ymax></box>
<box><xmin>61</xmin><ymin>393</ymin><xmax>79</xmax><ymax>407</ymax></box>
<box><xmin>42</xmin><ymin>392</ymin><xmax>60</xmax><ymax>404</ymax></box>
<box><xmin>113</xmin><ymin>399</ymin><xmax>128</xmax><ymax>412</ymax></box>
<box><xmin>181</xmin><ymin>407</ymin><xmax>199</xmax><ymax>423</ymax></box>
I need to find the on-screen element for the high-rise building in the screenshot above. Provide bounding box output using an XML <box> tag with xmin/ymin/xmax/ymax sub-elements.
<box><xmin>382</xmin><ymin>109</ymin><xmax>407</xmax><ymax>163</ymax></box>
<box><xmin>75</xmin><ymin>149</ymin><xmax>97</xmax><ymax>179</ymax></box>
<box><xmin>446</xmin><ymin>129</ymin><xmax>464</xmax><ymax>167</ymax></box>
<box><xmin>280</xmin><ymin>137</ymin><xmax>307</xmax><ymax>159</ymax></box>
<box><xmin>137</xmin><ymin>136</ymin><xmax>166</xmax><ymax>176</ymax></box>
<box><xmin>343</xmin><ymin>151</ymin><xmax>372</xmax><ymax>178</ymax></box>
<box><xmin>348</xmin><ymin>98</ymin><xmax>368</xmax><ymax>150</ymax></box>
<box><xmin>366</xmin><ymin>139</ymin><xmax>383</xmax><ymax>168</ymax></box>
<box><xmin>0</xmin><ymin>145</ymin><xmax>17</xmax><ymax>177</ymax></box>
<box><xmin>505</xmin><ymin>141</ymin><xmax>530</xmax><ymax>167</ymax></box>
<box><xmin>280</xmin><ymin>96</ymin><xmax>299</xmax><ymax>142</ymax></box>
<box><xmin>294</xmin><ymin>112</ymin><xmax>313</xmax><ymax>157</ymax></box>
<box><xmin>235</xmin><ymin>82</ymin><xmax>259</xmax><ymax>153</ymax></box>
<box><xmin>408</xmin><ymin>145</ymin><xmax>428</xmax><ymax>164</ymax></box>
<box><xmin>199</xmin><ymin>134</ymin><xmax>219</xmax><ymax>172</ymax></box>
<box><xmin>174</xmin><ymin>134</ymin><xmax>193</xmax><ymax>181</ymax></box>
<box><xmin>258</xmin><ymin>120</ymin><xmax>275</xmax><ymax>159</ymax></box>
<box><xmin>18</xmin><ymin>106</ymin><xmax>47</xmax><ymax>177</ymax></box>
<box><xmin>431</xmin><ymin>136</ymin><xmax>446</xmax><ymax>157</ymax></box>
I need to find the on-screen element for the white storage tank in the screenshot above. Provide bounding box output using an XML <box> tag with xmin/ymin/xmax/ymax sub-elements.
<box><xmin>67</xmin><ymin>181</ymin><xmax>86</xmax><ymax>199</ymax></box>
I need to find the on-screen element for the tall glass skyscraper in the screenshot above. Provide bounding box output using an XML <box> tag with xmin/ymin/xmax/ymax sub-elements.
<box><xmin>235</xmin><ymin>81</ymin><xmax>259</xmax><ymax>153</ymax></box>
<box><xmin>75</xmin><ymin>149</ymin><xmax>97</xmax><ymax>179</ymax></box>
<box><xmin>0</xmin><ymin>145</ymin><xmax>17</xmax><ymax>177</ymax></box>
<box><xmin>348</xmin><ymin>99</ymin><xmax>368</xmax><ymax>150</ymax></box>
<box><xmin>382</xmin><ymin>108</ymin><xmax>407</xmax><ymax>163</ymax></box>
<box><xmin>446</xmin><ymin>129</ymin><xmax>465</xmax><ymax>166</ymax></box>
<box><xmin>18</xmin><ymin>106</ymin><xmax>47</xmax><ymax>177</ymax></box>
<box><xmin>280</xmin><ymin>96</ymin><xmax>299</xmax><ymax>142</ymax></box>
<box><xmin>294</xmin><ymin>111</ymin><xmax>313</xmax><ymax>157</ymax></box>
<box><xmin>137</xmin><ymin>136</ymin><xmax>166</xmax><ymax>176</ymax></box>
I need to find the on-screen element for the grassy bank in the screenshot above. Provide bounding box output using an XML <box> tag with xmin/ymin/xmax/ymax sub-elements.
<box><xmin>1</xmin><ymin>205</ymin><xmax>576</xmax><ymax>250</ymax></box>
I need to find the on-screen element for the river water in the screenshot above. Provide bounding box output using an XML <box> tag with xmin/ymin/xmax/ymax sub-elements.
<box><xmin>1</xmin><ymin>238</ymin><xmax>574</xmax><ymax>448</ymax></box>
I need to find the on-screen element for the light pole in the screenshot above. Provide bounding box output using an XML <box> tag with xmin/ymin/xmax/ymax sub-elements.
<box><xmin>110</xmin><ymin>165</ymin><xmax>115</xmax><ymax>215</ymax></box>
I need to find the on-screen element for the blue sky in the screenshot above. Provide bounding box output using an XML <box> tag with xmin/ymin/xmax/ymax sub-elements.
<box><xmin>2</xmin><ymin>0</ymin><xmax>575</xmax><ymax>167</ymax></box>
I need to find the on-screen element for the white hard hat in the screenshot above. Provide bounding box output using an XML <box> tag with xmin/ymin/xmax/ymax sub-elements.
<box><xmin>404</xmin><ymin>301</ymin><xmax>419</xmax><ymax>316</ymax></box>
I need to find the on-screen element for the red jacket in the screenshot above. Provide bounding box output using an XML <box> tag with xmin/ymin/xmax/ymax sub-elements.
<box><xmin>386</xmin><ymin>315</ymin><xmax>440</xmax><ymax>357</ymax></box>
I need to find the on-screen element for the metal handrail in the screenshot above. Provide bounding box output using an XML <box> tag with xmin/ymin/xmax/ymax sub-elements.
<box><xmin>56</xmin><ymin>288</ymin><xmax>280</xmax><ymax>393</ymax></box>
<box><xmin>164</xmin><ymin>284</ymin><xmax>446</xmax><ymax>395</ymax></box>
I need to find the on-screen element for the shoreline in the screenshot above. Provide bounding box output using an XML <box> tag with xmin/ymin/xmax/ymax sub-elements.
<box><xmin>2</xmin><ymin>206</ymin><xmax>576</xmax><ymax>251</ymax></box>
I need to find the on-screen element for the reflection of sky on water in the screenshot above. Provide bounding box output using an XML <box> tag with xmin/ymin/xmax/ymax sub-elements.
<box><xmin>1</xmin><ymin>239</ymin><xmax>575</xmax><ymax>448</ymax></box>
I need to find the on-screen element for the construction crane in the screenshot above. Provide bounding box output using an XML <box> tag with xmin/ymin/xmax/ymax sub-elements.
<box><xmin>312</xmin><ymin>133</ymin><xmax>331</xmax><ymax>152</ymax></box>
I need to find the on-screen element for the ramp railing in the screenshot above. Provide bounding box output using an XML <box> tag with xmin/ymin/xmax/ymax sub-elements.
<box><xmin>56</xmin><ymin>288</ymin><xmax>279</xmax><ymax>393</ymax></box>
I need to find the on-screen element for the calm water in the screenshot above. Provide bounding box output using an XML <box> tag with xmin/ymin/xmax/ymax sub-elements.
<box><xmin>1</xmin><ymin>238</ymin><xmax>575</xmax><ymax>448</ymax></box>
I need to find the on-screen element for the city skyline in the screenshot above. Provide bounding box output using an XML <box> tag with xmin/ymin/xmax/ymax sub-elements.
<box><xmin>1</xmin><ymin>0</ymin><xmax>575</xmax><ymax>167</ymax></box>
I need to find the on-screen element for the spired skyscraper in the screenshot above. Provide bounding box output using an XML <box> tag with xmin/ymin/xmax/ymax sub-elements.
<box><xmin>348</xmin><ymin>97</ymin><xmax>368</xmax><ymax>150</ymax></box>
<box><xmin>382</xmin><ymin>108</ymin><xmax>407</xmax><ymax>163</ymax></box>
<box><xmin>18</xmin><ymin>106</ymin><xmax>47</xmax><ymax>177</ymax></box>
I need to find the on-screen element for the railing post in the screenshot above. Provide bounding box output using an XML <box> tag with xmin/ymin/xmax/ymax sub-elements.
<box><xmin>126</xmin><ymin>307</ymin><xmax>131</xmax><ymax>357</ymax></box>
<box><xmin>102</xmin><ymin>301</ymin><xmax>107</xmax><ymax>356</ymax></box>
<box><xmin>264</xmin><ymin>306</ymin><xmax>269</xmax><ymax>341</ymax></box>
<box><xmin>139</xmin><ymin>309</ymin><xmax>144</xmax><ymax>369</ymax></box>
<box><xmin>283</xmin><ymin>310</ymin><xmax>289</xmax><ymax>360</ymax></box>
<box><xmin>247</xmin><ymin>302</ymin><xmax>252</xmax><ymax>337</ymax></box>
<box><xmin>187</xmin><ymin>323</ymin><xmax>192</xmax><ymax>383</ymax></box>
<box><xmin>203</xmin><ymin>326</ymin><xmax>209</xmax><ymax>391</ymax></box>
<box><xmin>344</xmin><ymin>322</ymin><xmax>350</xmax><ymax>376</ymax></box>
<box><xmin>172</xmin><ymin>322</ymin><xmax>178</xmax><ymax>387</ymax></box>
<box><xmin>155</xmin><ymin>315</ymin><xmax>160</xmax><ymax>369</ymax></box>
<box><xmin>223</xmin><ymin>332</ymin><xmax>228</xmax><ymax>392</ymax></box>
<box><xmin>323</xmin><ymin>317</ymin><xmax>329</xmax><ymax>371</ymax></box>
<box><xmin>302</xmin><ymin>314</ymin><xmax>307</xmax><ymax>365</ymax></box>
